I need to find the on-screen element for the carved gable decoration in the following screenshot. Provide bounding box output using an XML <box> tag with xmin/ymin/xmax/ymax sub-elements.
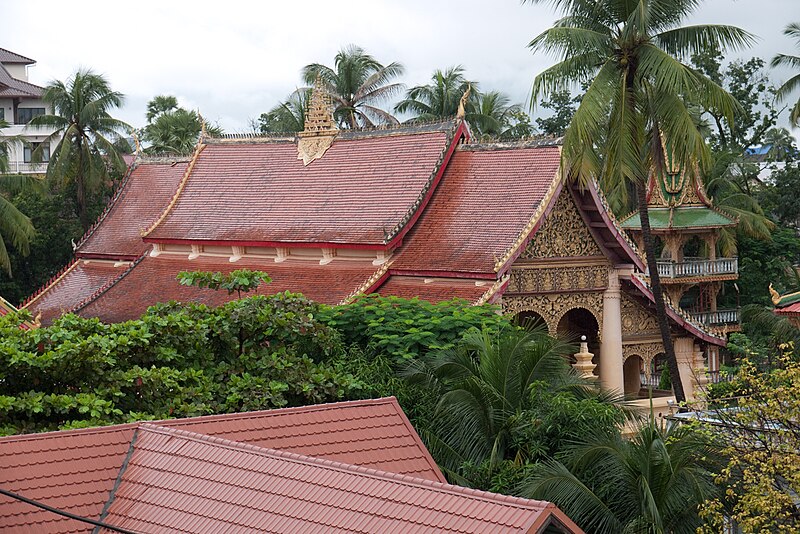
<box><xmin>507</xmin><ymin>264</ymin><xmax>608</xmax><ymax>294</ymax></box>
<box><xmin>521</xmin><ymin>191</ymin><xmax>603</xmax><ymax>259</ymax></box>
<box><xmin>621</xmin><ymin>293</ymin><xmax>660</xmax><ymax>338</ymax></box>
<box><xmin>297</xmin><ymin>75</ymin><xmax>338</xmax><ymax>166</ymax></box>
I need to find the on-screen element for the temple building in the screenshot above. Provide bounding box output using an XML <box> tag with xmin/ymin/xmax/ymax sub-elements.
<box><xmin>20</xmin><ymin>82</ymin><xmax>727</xmax><ymax>405</ymax></box>
<box><xmin>772</xmin><ymin>285</ymin><xmax>800</xmax><ymax>328</ymax></box>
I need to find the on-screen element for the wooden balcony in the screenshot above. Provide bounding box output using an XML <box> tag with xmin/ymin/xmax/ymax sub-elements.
<box><xmin>651</xmin><ymin>257</ymin><xmax>738</xmax><ymax>279</ymax></box>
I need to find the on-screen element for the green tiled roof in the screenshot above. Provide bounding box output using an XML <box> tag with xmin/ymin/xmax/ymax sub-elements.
<box><xmin>777</xmin><ymin>290</ymin><xmax>800</xmax><ymax>307</ymax></box>
<box><xmin>620</xmin><ymin>206</ymin><xmax>736</xmax><ymax>230</ymax></box>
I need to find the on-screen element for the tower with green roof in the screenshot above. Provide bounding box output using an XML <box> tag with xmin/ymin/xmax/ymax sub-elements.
<box><xmin>620</xmin><ymin>151</ymin><xmax>739</xmax><ymax>343</ymax></box>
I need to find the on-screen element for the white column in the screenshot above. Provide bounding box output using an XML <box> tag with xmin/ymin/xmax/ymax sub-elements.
<box><xmin>600</xmin><ymin>268</ymin><xmax>624</xmax><ymax>392</ymax></box>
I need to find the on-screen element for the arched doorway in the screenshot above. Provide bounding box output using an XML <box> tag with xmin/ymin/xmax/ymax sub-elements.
<box><xmin>650</xmin><ymin>353</ymin><xmax>671</xmax><ymax>392</ymax></box>
<box><xmin>515</xmin><ymin>310</ymin><xmax>547</xmax><ymax>331</ymax></box>
<box><xmin>623</xmin><ymin>355</ymin><xmax>643</xmax><ymax>397</ymax></box>
<box><xmin>557</xmin><ymin>308</ymin><xmax>600</xmax><ymax>366</ymax></box>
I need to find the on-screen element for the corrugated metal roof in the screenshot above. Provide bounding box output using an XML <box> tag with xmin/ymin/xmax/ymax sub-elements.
<box><xmin>97</xmin><ymin>424</ymin><xmax>582</xmax><ymax>533</ymax></box>
<box><xmin>0</xmin><ymin>397</ymin><xmax>445</xmax><ymax>532</ymax></box>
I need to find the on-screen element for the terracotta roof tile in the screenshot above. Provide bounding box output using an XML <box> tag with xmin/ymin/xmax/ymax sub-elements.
<box><xmin>77</xmin><ymin>160</ymin><xmax>189</xmax><ymax>259</ymax></box>
<box><xmin>391</xmin><ymin>144</ymin><xmax>561</xmax><ymax>274</ymax></box>
<box><xmin>22</xmin><ymin>260</ymin><xmax>131</xmax><ymax>325</ymax></box>
<box><xmin>0</xmin><ymin>397</ymin><xmax>445</xmax><ymax>532</ymax></box>
<box><xmin>146</xmin><ymin>128</ymin><xmax>454</xmax><ymax>246</ymax></box>
<box><xmin>75</xmin><ymin>255</ymin><xmax>380</xmax><ymax>323</ymax></box>
<box><xmin>776</xmin><ymin>300</ymin><xmax>800</xmax><ymax>316</ymax></box>
<box><xmin>377</xmin><ymin>275</ymin><xmax>491</xmax><ymax>303</ymax></box>
<box><xmin>98</xmin><ymin>424</ymin><xmax>580</xmax><ymax>533</ymax></box>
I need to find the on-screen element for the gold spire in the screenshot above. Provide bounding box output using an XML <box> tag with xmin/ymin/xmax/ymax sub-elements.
<box><xmin>769</xmin><ymin>283</ymin><xmax>781</xmax><ymax>305</ymax></box>
<box><xmin>297</xmin><ymin>74</ymin><xmax>339</xmax><ymax>165</ymax></box>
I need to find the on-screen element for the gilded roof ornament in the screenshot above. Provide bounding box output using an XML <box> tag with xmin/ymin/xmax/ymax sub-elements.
<box><xmin>297</xmin><ymin>74</ymin><xmax>339</xmax><ymax>165</ymax></box>
<box><xmin>457</xmin><ymin>84</ymin><xmax>471</xmax><ymax>120</ymax></box>
<box><xmin>769</xmin><ymin>283</ymin><xmax>782</xmax><ymax>305</ymax></box>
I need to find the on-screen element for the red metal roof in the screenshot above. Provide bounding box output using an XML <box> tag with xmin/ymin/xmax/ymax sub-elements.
<box><xmin>77</xmin><ymin>160</ymin><xmax>189</xmax><ymax>259</ymax></box>
<box><xmin>145</xmin><ymin>124</ymin><xmax>458</xmax><ymax>247</ymax></box>
<box><xmin>98</xmin><ymin>423</ymin><xmax>581</xmax><ymax>533</ymax></box>
<box><xmin>73</xmin><ymin>254</ymin><xmax>378</xmax><ymax>323</ymax></box>
<box><xmin>22</xmin><ymin>259</ymin><xmax>131</xmax><ymax>325</ymax></box>
<box><xmin>377</xmin><ymin>275</ymin><xmax>493</xmax><ymax>303</ymax></box>
<box><xmin>391</xmin><ymin>144</ymin><xmax>561</xmax><ymax>274</ymax></box>
<box><xmin>0</xmin><ymin>397</ymin><xmax>445</xmax><ymax>533</ymax></box>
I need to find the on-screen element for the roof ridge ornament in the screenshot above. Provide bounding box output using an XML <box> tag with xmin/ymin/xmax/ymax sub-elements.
<box><xmin>456</xmin><ymin>84</ymin><xmax>471</xmax><ymax>120</ymax></box>
<box><xmin>297</xmin><ymin>73</ymin><xmax>339</xmax><ymax>165</ymax></box>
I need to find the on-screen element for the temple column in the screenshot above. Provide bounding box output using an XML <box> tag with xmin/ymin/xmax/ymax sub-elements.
<box><xmin>600</xmin><ymin>268</ymin><xmax>624</xmax><ymax>392</ymax></box>
<box><xmin>675</xmin><ymin>337</ymin><xmax>698</xmax><ymax>401</ymax></box>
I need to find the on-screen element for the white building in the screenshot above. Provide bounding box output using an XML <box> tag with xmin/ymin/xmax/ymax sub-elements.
<box><xmin>0</xmin><ymin>47</ymin><xmax>59</xmax><ymax>174</ymax></box>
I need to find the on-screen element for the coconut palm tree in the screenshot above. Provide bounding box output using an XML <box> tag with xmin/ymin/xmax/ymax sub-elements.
<box><xmin>0</xmin><ymin>120</ymin><xmax>37</xmax><ymax>274</ymax></box>
<box><xmin>302</xmin><ymin>45</ymin><xmax>404</xmax><ymax>129</ymax></box>
<box><xmin>527</xmin><ymin>0</ymin><xmax>753</xmax><ymax>403</ymax></box>
<box><xmin>395</xmin><ymin>66</ymin><xmax>473</xmax><ymax>122</ymax></box>
<box><xmin>520</xmin><ymin>420</ymin><xmax>724</xmax><ymax>533</ymax></box>
<box><xmin>255</xmin><ymin>88</ymin><xmax>310</xmax><ymax>134</ymax></box>
<box><xmin>401</xmin><ymin>325</ymin><xmax>615</xmax><ymax>484</ymax></box>
<box><xmin>28</xmin><ymin>70</ymin><xmax>130</xmax><ymax>230</ymax></box>
<box><xmin>772</xmin><ymin>23</ymin><xmax>800</xmax><ymax>127</ymax></box>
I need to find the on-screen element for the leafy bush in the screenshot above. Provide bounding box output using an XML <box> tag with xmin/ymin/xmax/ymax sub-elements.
<box><xmin>319</xmin><ymin>294</ymin><xmax>508</xmax><ymax>361</ymax></box>
<box><xmin>0</xmin><ymin>292</ymin><xmax>359</xmax><ymax>435</ymax></box>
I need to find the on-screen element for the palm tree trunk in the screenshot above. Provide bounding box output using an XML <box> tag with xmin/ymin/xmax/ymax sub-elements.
<box><xmin>636</xmin><ymin>182</ymin><xmax>686</xmax><ymax>404</ymax></box>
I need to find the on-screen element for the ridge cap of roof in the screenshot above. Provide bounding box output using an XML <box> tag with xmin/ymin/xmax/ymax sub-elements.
<box><xmin>458</xmin><ymin>138</ymin><xmax>563</xmax><ymax>151</ymax></box>
<box><xmin>135</xmin><ymin>422</ymin><xmax>555</xmax><ymax>512</ymax></box>
<box><xmin>205</xmin><ymin>119</ymin><xmax>457</xmax><ymax>144</ymax></box>
<box><xmin>0</xmin><ymin>397</ymin><xmax>401</xmax><ymax>443</ymax></box>
<box><xmin>70</xmin><ymin>255</ymin><xmax>145</xmax><ymax>314</ymax></box>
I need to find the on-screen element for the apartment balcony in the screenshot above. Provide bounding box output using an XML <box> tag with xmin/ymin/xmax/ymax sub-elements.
<box><xmin>650</xmin><ymin>257</ymin><xmax>738</xmax><ymax>279</ymax></box>
<box><xmin>5</xmin><ymin>161</ymin><xmax>48</xmax><ymax>174</ymax></box>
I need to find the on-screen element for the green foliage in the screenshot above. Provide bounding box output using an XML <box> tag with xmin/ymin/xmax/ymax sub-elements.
<box><xmin>255</xmin><ymin>88</ymin><xmax>310</xmax><ymax>134</ymax></box>
<box><xmin>535</xmin><ymin>88</ymin><xmax>578</xmax><ymax>137</ymax></box>
<box><xmin>318</xmin><ymin>294</ymin><xmax>507</xmax><ymax>362</ymax></box>
<box><xmin>0</xmin><ymin>293</ymin><xmax>359</xmax><ymax>435</ymax></box>
<box><xmin>730</xmin><ymin>226</ymin><xmax>800</xmax><ymax>308</ymax></box>
<box><xmin>177</xmin><ymin>270</ymin><xmax>271</xmax><ymax>297</ymax></box>
<box><xmin>29</xmin><ymin>69</ymin><xmax>130</xmax><ymax>230</ymax></box>
<box><xmin>142</xmin><ymin>94</ymin><xmax>222</xmax><ymax>155</ymax></box>
<box><xmin>521</xmin><ymin>420</ymin><xmax>724</xmax><ymax>534</ymax></box>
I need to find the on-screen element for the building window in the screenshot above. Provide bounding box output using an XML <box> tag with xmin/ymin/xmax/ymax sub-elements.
<box><xmin>0</xmin><ymin>108</ymin><xmax>4</xmax><ymax>121</ymax></box>
<box><xmin>23</xmin><ymin>142</ymin><xmax>49</xmax><ymax>163</ymax></box>
<box><xmin>17</xmin><ymin>107</ymin><xmax>45</xmax><ymax>124</ymax></box>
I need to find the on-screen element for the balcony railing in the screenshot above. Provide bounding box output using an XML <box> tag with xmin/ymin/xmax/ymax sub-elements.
<box><xmin>5</xmin><ymin>161</ymin><xmax>48</xmax><ymax>174</ymax></box>
<box><xmin>688</xmin><ymin>308</ymin><xmax>740</xmax><ymax>326</ymax></box>
<box><xmin>651</xmin><ymin>257</ymin><xmax>738</xmax><ymax>278</ymax></box>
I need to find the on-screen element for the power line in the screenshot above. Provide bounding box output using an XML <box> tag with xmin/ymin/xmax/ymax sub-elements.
<box><xmin>0</xmin><ymin>487</ymin><xmax>139</xmax><ymax>534</ymax></box>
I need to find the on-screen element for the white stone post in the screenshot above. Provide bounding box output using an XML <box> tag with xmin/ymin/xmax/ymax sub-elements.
<box><xmin>600</xmin><ymin>269</ymin><xmax>624</xmax><ymax>392</ymax></box>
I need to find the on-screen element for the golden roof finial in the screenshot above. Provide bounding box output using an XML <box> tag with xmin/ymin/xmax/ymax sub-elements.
<box><xmin>297</xmin><ymin>73</ymin><xmax>339</xmax><ymax>165</ymax></box>
<box><xmin>132</xmin><ymin>130</ymin><xmax>142</xmax><ymax>156</ymax></box>
<box><xmin>198</xmin><ymin>112</ymin><xmax>208</xmax><ymax>140</ymax></box>
<box><xmin>457</xmin><ymin>83</ymin><xmax>471</xmax><ymax>120</ymax></box>
<box><xmin>769</xmin><ymin>283</ymin><xmax>782</xmax><ymax>305</ymax></box>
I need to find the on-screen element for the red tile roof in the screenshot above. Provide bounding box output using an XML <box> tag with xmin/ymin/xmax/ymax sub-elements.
<box><xmin>77</xmin><ymin>160</ymin><xmax>189</xmax><ymax>259</ymax></box>
<box><xmin>0</xmin><ymin>397</ymin><xmax>445</xmax><ymax>533</ymax></box>
<box><xmin>145</xmin><ymin>124</ymin><xmax>458</xmax><ymax>247</ymax></box>
<box><xmin>377</xmin><ymin>275</ymin><xmax>493</xmax><ymax>303</ymax></box>
<box><xmin>74</xmin><ymin>254</ymin><xmax>379</xmax><ymax>323</ymax></box>
<box><xmin>775</xmin><ymin>300</ymin><xmax>800</xmax><ymax>316</ymax></box>
<box><xmin>391</xmin><ymin>144</ymin><xmax>561</xmax><ymax>274</ymax></box>
<box><xmin>21</xmin><ymin>259</ymin><xmax>131</xmax><ymax>326</ymax></box>
<box><xmin>99</xmin><ymin>423</ymin><xmax>581</xmax><ymax>533</ymax></box>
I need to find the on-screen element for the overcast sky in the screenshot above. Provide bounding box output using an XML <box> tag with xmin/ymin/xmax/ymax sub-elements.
<box><xmin>5</xmin><ymin>0</ymin><xmax>798</xmax><ymax>132</ymax></box>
